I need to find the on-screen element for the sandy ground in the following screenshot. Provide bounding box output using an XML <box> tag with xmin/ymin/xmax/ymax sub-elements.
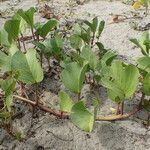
<box><xmin>0</xmin><ymin>0</ymin><xmax>150</xmax><ymax>150</ymax></box>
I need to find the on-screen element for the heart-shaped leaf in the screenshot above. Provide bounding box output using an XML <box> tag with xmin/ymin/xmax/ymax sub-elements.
<box><xmin>4</xmin><ymin>19</ymin><xmax>20</xmax><ymax>43</ymax></box>
<box><xmin>81</xmin><ymin>46</ymin><xmax>98</xmax><ymax>70</ymax></box>
<box><xmin>101</xmin><ymin>61</ymin><xmax>139</xmax><ymax>102</ymax></box>
<box><xmin>70</xmin><ymin>101</ymin><xmax>94</xmax><ymax>132</ymax></box>
<box><xmin>61</xmin><ymin>61</ymin><xmax>88</xmax><ymax>93</ymax></box>
<box><xmin>59</xmin><ymin>91</ymin><xmax>74</xmax><ymax>113</ymax></box>
<box><xmin>101</xmin><ymin>77</ymin><xmax>125</xmax><ymax>102</ymax></box>
<box><xmin>11</xmin><ymin>49</ymin><xmax>43</xmax><ymax>84</ymax></box>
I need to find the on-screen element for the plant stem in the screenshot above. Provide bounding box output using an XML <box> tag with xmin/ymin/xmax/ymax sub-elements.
<box><xmin>120</xmin><ymin>102</ymin><xmax>124</xmax><ymax>115</ymax></box>
<box><xmin>13</xmin><ymin>95</ymin><xmax>142</xmax><ymax>121</ymax></box>
<box><xmin>77</xmin><ymin>93</ymin><xmax>80</xmax><ymax>101</ymax></box>
<box><xmin>13</xmin><ymin>95</ymin><xmax>36</xmax><ymax>105</ymax></box>
<box><xmin>31</xmin><ymin>27</ymin><xmax>35</xmax><ymax>40</ymax></box>
<box><xmin>40</xmin><ymin>53</ymin><xmax>43</xmax><ymax>67</ymax></box>
<box><xmin>35</xmin><ymin>84</ymin><xmax>39</xmax><ymax>105</ymax></box>
<box><xmin>91</xmin><ymin>32</ymin><xmax>95</xmax><ymax>48</ymax></box>
<box><xmin>116</xmin><ymin>103</ymin><xmax>120</xmax><ymax>115</ymax></box>
<box><xmin>47</xmin><ymin>58</ymin><xmax>51</xmax><ymax>71</ymax></box>
<box><xmin>20</xmin><ymin>83</ymin><xmax>25</xmax><ymax>97</ymax></box>
<box><xmin>17</xmin><ymin>39</ymin><xmax>21</xmax><ymax>50</ymax></box>
<box><xmin>139</xmin><ymin>92</ymin><xmax>145</xmax><ymax>108</ymax></box>
<box><xmin>21</xmin><ymin>33</ymin><xmax>26</xmax><ymax>53</ymax></box>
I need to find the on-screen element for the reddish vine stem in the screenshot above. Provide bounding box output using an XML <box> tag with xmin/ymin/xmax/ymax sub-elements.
<box><xmin>20</xmin><ymin>33</ymin><xmax>27</xmax><ymax>53</ymax></box>
<box><xmin>13</xmin><ymin>95</ymin><xmax>142</xmax><ymax>121</ymax></box>
<box><xmin>19</xmin><ymin>35</ymin><xmax>33</xmax><ymax>41</ymax></box>
<box><xmin>31</xmin><ymin>28</ymin><xmax>36</xmax><ymax>40</ymax></box>
<box><xmin>17</xmin><ymin>39</ymin><xmax>21</xmax><ymax>49</ymax></box>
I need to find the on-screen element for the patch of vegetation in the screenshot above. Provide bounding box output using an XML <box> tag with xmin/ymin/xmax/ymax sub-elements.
<box><xmin>0</xmin><ymin>7</ymin><xmax>150</xmax><ymax>134</ymax></box>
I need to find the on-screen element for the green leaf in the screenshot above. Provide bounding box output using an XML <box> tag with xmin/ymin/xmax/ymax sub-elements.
<box><xmin>32</xmin><ymin>40</ymin><xmax>52</xmax><ymax>58</ymax></box>
<box><xmin>5</xmin><ymin>94</ymin><xmax>13</xmax><ymax>112</ymax></box>
<box><xmin>122</xmin><ymin>64</ymin><xmax>139</xmax><ymax>98</ymax></box>
<box><xmin>92</xmin><ymin>17</ymin><xmax>98</xmax><ymax>33</ymax></box>
<box><xmin>13</xmin><ymin>13</ymin><xmax>27</xmax><ymax>34</ymax></box>
<box><xmin>17</xmin><ymin>7</ymin><xmax>36</xmax><ymax>28</ymax></box>
<box><xmin>9</xmin><ymin>43</ymin><xmax>19</xmax><ymax>56</ymax></box>
<box><xmin>70</xmin><ymin>34</ymin><xmax>82</xmax><ymax>50</ymax></box>
<box><xmin>101</xmin><ymin>77</ymin><xmax>125</xmax><ymax>102</ymax></box>
<box><xmin>130</xmin><ymin>32</ymin><xmax>149</xmax><ymax>56</ymax></box>
<box><xmin>38</xmin><ymin>19</ymin><xmax>57</xmax><ymax>38</ymax></box>
<box><xmin>61</xmin><ymin>61</ymin><xmax>88</xmax><ymax>93</ymax></box>
<box><xmin>84</xmin><ymin>17</ymin><xmax>98</xmax><ymax>33</ymax></box>
<box><xmin>137</xmin><ymin>56</ymin><xmax>150</xmax><ymax>73</ymax></box>
<box><xmin>96</xmin><ymin>42</ymin><xmax>105</xmax><ymax>52</ymax></box>
<box><xmin>97</xmin><ymin>20</ymin><xmax>105</xmax><ymax>39</ymax></box>
<box><xmin>72</xmin><ymin>23</ymin><xmax>82</xmax><ymax>35</ymax></box>
<box><xmin>0</xmin><ymin>43</ymin><xmax>19</xmax><ymax>72</ymax></box>
<box><xmin>71</xmin><ymin>101</ymin><xmax>94</xmax><ymax>132</ymax></box>
<box><xmin>59</xmin><ymin>91</ymin><xmax>74</xmax><ymax>113</ymax></box>
<box><xmin>100</xmin><ymin>50</ymin><xmax>117</xmax><ymax>67</ymax></box>
<box><xmin>81</xmin><ymin>46</ymin><xmax>98</xmax><ymax>70</ymax></box>
<box><xmin>11</xmin><ymin>49</ymin><xmax>43</xmax><ymax>84</ymax></box>
<box><xmin>50</xmin><ymin>34</ymin><xmax>63</xmax><ymax>55</ymax></box>
<box><xmin>80</xmin><ymin>28</ymin><xmax>91</xmax><ymax>44</ymax></box>
<box><xmin>0</xmin><ymin>78</ymin><xmax>16</xmax><ymax>97</ymax></box>
<box><xmin>0</xmin><ymin>78</ymin><xmax>16</xmax><ymax>112</ymax></box>
<box><xmin>4</xmin><ymin>19</ymin><xmax>20</xmax><ymax>43</ymax></box>
<box><xmin>143</xmin><ymin>72</ymin><xmax>150</xmax><ymax>95</ymax></box>
<box><xmin>101</xmin><ymin>61</ymin><xmax>139</xmax><ymax>102</ymax></box>
<box><xmin>0</xmin><ymin>51</ymin><xmax>11</xmax><ymax>72</ymax></box>
<box><xmin>0</xmin><ymin>29</ymin><xmax>10</xmax><ymax>46</ymax></box>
